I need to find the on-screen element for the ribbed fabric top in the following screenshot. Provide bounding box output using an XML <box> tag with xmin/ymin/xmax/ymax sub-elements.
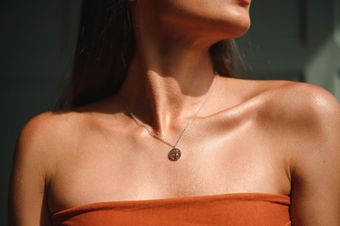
<box><xmin>52</xmin><ymin>192</ymin><xmax>291</xmax><ymax>226</ymax></box>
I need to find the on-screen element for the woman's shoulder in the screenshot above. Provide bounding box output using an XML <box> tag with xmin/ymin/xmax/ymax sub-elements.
<box><xmin>19</xmin><ymin>110</ymin><xmax>85</xmax><ymax>144</ymax></box>
<box><xmin>254</xmin><ymin>80</ymin><xmax>340</xmax><ymax>215</ymax></box>
<box><xmin>247</xmin><ymin>78</ymin><xmax>339</xmax><ymax>154</ymax></box>
<box><xmin>253</xmin><ymin>79</ymin><xmax>339</xmax><ymax>124</ymax></box>
<box><xmin>223</xmin><ymin>77</ymin><xmax>339</xmax><ymax>121</ymax></box>
<box><xmin>16</xmin><ymin>110</ymin><xmax>93</xmax><ymax>165</ymax></box>
<box><xmin>223</xmin><ymin>77</ymin><xmax>339</xmax><ymax>144</ymax></box>
<box><xmin>12</xmin><ymin>111</ymin><xmax>81</xmax><ymax>191</ymax></box>
<box><xmin>17</xmin><ymin>98</ymin><xmax>124</xmax><ymax>153</ymax></box>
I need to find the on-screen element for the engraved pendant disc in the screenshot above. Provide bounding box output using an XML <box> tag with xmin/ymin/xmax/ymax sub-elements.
<box><xmin>168</xmin><ymin>148</ymin><xmax>181</xmax><ymax>161</ymax></box>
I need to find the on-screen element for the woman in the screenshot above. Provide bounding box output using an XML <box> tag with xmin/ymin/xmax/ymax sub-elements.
<box><xmin>9</xmin><ymin>0</ymin><xmax>340</xmax><ymax>225</ymax></box>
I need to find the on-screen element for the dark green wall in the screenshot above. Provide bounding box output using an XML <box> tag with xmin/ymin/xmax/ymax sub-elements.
<box><xmin>0</xmin><ymin>0</ymin><xmax>81</xmax><ymax>224</ymax></box>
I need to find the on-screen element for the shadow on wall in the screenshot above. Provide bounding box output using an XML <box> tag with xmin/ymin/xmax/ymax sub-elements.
<box><xmin>0</xmin><ymin>0</ymin><xmax>82</xmax><ymax>225</ymax></box>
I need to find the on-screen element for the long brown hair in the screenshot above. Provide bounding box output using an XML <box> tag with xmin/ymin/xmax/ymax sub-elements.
<box><xmin>55</xmin><ymin>0</ymin><xmax>246</xmax><ymax>109</ymax></box>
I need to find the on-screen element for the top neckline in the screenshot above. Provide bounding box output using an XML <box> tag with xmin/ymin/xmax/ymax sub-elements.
<box><xmin>52</xmin><ymin>192</ymin><xmax>290</xmax><ymax>220</ymax></box>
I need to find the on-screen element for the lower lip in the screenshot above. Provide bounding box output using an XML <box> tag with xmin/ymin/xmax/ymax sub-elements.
<box><xmin>239</xmin><ymin>0</ymin><xmax>251</xmax><ymax>5</ymax></box>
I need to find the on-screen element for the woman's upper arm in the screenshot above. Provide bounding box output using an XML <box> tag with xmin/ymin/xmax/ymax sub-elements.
<box><xmin>9</xmin><ymin>113</ymin><xmax>56</xmax><ymax>226</ymax></box>
<box><xmin>289</xmin><ymin>86</ymin><xmax>340</xmax><ymax>225</ymax></box>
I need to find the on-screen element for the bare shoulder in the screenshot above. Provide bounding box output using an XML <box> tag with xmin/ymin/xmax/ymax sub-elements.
<box><xmin>18</xmin><ymin>110</ymin><xmax>84</xmax><ymax>148</ymax></box>
<box><xmin>15</xmin><ymin>110</ymin><xmax>89</xmax><ymax>174</ymax></box>
<box><xmin>251</xmin><ymin>80</ymin><xmax>340</xmax><ymax>224</ymax></box>
<box><xmin>253</xmin><ymin>80</ymin><xmax>339</xmax><ymax>127</ymax></box>
<box><xmin>266</xmin><ymin>80</ymin><xmax>338</xmax><ymax>113</ymax></box>
<box><xmin>16</xmin><ymin>98</ymin><xmax>124</xmax><ymax>162</ymax></box>
<box><xmin>10</xmin><ymin>110</ymin><xmax>89</xmax><ymax>225</ymax></box>
<box><xmin>254</xmin><ymin>79</ymin><xmax>339</xmax><ymax>151</ymax></box>
<box><xmin>218</xmin><ymin>76</ymin><xmax>339</xmax><ymax>127</ymax></box>
<box><xmin>19</xmin><ymin>111</ymin><xmax>77</xmax><ymax>139</ymax></box>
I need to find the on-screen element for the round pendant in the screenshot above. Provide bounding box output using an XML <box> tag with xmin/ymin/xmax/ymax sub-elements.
<box><xmin>168</xmin><ymin>148</ymin><xmax>181</xmax><ymax>161</ymax></box>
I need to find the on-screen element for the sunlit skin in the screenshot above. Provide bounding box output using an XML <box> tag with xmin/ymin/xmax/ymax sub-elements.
<box><xmin>9</xmin><ymin>0</ymin><xmax>340</xmax><ymax>225</ymax></box>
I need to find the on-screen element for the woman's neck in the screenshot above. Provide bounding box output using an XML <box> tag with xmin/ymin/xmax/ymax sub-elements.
<box><xmin>117</xmin><ymin>27</ymin><xmax>220</xmax><ymax>137</ymax></box>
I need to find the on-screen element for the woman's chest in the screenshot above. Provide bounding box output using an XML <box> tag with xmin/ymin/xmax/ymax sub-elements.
<box><xmin>47</xmin><ymin>115</ymin><xmax>292</xmax><ymax>215</ymax></box>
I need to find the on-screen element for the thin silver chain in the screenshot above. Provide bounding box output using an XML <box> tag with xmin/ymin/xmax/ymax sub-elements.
<box><xmin>121</xmin><ymin>75</ymin><xmax>217</xmax><ymax>148</ymax></box>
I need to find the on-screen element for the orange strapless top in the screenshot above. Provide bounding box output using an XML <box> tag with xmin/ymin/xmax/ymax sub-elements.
<box><xmin>52</xmin><ymin>193</ymin><xmax>291</xmax><ymax>226</ymax></box>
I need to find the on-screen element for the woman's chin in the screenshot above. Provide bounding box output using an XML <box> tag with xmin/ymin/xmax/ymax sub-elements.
<box><xmin>222</xmin><ymin>9</ymin><xmax>251</xmax><ymax>37</ymax></box>
<box><xmin>211</xmin><ymin>18</ymin><xmax>251</xmax><ymax>40</ymax></box>
<box><xmin>231</xmin><ymin>20</ymin><xmax>251</xmax><ymax>38</ymax></box>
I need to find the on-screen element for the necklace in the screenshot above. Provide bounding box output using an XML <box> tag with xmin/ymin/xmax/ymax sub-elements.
<box><xmin>121</xmin><ymin>76</ymin><xmax>217</xmax><ymax>162</ymax></box>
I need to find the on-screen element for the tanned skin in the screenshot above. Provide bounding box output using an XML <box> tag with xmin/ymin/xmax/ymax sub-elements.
<box><xmin>9</xmin><ymin>0</ymin><xmax>340</xmax><ymax>225</ymax></box>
